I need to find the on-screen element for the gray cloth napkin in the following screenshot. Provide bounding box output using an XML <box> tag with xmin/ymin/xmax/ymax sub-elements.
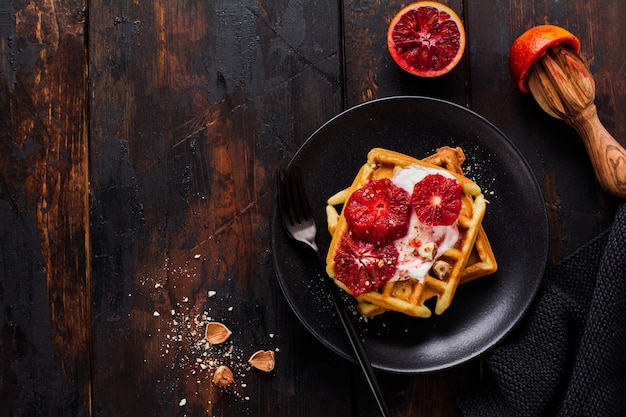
<box><xmin>457</xmin><ymin>202</ymin><xmax>626</xmax><ymax>417</ymax></box>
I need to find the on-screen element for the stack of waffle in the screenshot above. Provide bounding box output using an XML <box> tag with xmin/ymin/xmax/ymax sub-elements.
<box><xmin>325</xmin><ymin>147</ymin><xmax>497</xmax><ymax>318</ymax></box>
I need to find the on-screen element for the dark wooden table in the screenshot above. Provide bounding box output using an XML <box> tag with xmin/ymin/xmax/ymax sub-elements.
<box><xmin>2</xmin><ymin>1</ymin><xmax>623</xmax><ymax>416</ymax></box>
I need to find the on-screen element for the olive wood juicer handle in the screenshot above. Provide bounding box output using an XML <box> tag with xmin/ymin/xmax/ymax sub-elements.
<box><xmin>567</xmin><ymin>105</ymin><xmax>626</xmax><ymax>198</ymax></box>
<box><xmin>528</xmin><ymin>45</ymin><xmax>626</xmax><ymax>198</ymax></box>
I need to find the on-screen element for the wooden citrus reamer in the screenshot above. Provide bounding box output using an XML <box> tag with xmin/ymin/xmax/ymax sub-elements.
<box><xmin>510</xmin><ymin>25</ymin><xmax>626</xmax><ymax>198</ymax></box>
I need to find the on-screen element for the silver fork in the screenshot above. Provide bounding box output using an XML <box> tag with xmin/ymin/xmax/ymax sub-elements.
<box><xmin>277</xmin><ymin>167</ymin><xmax>391</xmax><ymax>417</ymax></box>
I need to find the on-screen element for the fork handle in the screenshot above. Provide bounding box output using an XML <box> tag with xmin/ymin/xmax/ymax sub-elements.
<box><xmin>314</xmin><ymin>250</ymin><xmax>392</xmax><ymax>417</ymax></box>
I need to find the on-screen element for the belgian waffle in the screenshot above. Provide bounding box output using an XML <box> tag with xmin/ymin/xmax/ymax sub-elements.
<box><xmin>325</xmin><ymin>147</ymin><xmax>497</xmax><ymax>318</ymax></box>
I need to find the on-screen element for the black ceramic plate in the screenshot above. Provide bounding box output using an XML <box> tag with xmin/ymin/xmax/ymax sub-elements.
<box><xmin>271</xmin><ymin>96</ymin><xmax>548</xmax><ymax>374</ymax></box>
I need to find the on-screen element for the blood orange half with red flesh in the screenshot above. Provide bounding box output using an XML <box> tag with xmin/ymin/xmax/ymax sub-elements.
<box><xmin>387</xmin><ymin>1</ymin><xmax>466</xmax><ymax>77</ymax></box>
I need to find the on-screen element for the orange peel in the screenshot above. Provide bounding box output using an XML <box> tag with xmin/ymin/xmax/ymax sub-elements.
<box><xmin>509</xmin><ymin>24</ymin><xmax>581</xmax><ymax>94</ymax></box>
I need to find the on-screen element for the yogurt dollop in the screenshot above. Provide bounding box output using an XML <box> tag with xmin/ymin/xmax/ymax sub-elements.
<box><xmin>390</xmin><ymin>165</ymin><xmax>460</xmax><ymax>282</ymax></box>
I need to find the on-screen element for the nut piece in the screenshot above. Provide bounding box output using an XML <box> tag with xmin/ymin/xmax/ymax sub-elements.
<box><xmin>205</xmin><ymin>322</ymin><xmax>232</xmax><ymax>344</ymax></box>
<box><xmin>432</xmin><ymin>260</ymin><xmax>451</xmax><ymax>279</ymax></box>
<box><xmin>212</xmin><ymin>365</ymin><xmax>234</xmax><ymax>387</ymax></box>
<box><xmin>418</xmin><ymin>242</ymin><xmax>438</xmax><ymax>260</ymax></box>
<box><xmin>248</xmin><ymin>350</ymin><xmax>275</xmax><ymax>372</ymax></box>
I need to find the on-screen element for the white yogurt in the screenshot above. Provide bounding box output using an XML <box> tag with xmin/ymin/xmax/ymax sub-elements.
<box><xmin>389</xmin><ymin>165</ymin><xmax>460</xmax><ymax>282</ymax></box>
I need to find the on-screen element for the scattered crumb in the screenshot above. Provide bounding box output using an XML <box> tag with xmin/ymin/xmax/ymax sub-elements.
<box><xmin>146</xmin><ymin>255</ymin><xmax>278</xmax><ymax>410</ymax></box>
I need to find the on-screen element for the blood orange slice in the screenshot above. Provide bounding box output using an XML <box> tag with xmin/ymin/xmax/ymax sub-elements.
<box><xmin>509</xmin><ymin>25</ymin><xmax>580</xmax><ymax>94</ymax></box>
<box><xmin>333</xmin><ymin>232</ymin><xmax>398</xmax><ymax>296</ymax></box>
<box><xmin>344</xmin><ymin>178</ymin><xmax>411</xmax><ymax>244</ymax></box>
<box><xmin>411</xmin><ymin>173</ymin><xmax>462</xmax><ymax>226</ymax></box>
<box><xmin>387</xmin><ymin>1</ymin><xmax>466</xmax><ymax>77</ymax></box>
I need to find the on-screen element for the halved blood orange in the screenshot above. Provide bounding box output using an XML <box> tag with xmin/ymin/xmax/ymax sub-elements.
<box><xmin>509</xmin><ymin>25</ymin><xmax>581</xmax><ymax>94</ymax></box>
<box><xmin>387</xmin><ymin>1</ymin><xmax>466</xmax><ymax>77</ymax></box>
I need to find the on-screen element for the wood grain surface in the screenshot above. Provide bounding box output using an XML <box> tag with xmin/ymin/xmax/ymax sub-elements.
<box><xmin>1</xmin><ymin>0</ymin><xmax>623</xmax><ymax>416</ymax></box>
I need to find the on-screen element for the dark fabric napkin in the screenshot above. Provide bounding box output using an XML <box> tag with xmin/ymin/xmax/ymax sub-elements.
<box><xmin>458</xmin><ymin>201</ymin><xmax>626</xmax><ymax>417</ymax></box>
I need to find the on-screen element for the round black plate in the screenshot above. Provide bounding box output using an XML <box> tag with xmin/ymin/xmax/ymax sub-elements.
<box><xmin>271</xmin><ymin>96</ymin><xmax>548</xmax><ymax>374</ymax></box>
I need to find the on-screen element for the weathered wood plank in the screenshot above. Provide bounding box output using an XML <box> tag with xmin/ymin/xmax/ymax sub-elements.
<box><xmin>340</xmin><ymin>2</ymin><xmax>479</xmax><ymax>416</ymax></box>
<box><xmin>467</xmin><ymin>0</ymin><xmax>624</xmax><ymax>262</ymax></box>
<box><xmin>0</xmin><ymin>1</ymin><xmax>90</xmax><ymax>415</ymax></box>
<box><xmin>88</xmin><ymin>1</ymin><xmax>352</xmax><ymax>415</ymax></box>
<box><xmin>342</xmin><ymin>0</ymin><xmax>469</xmax><ymax>108</ymax></box>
